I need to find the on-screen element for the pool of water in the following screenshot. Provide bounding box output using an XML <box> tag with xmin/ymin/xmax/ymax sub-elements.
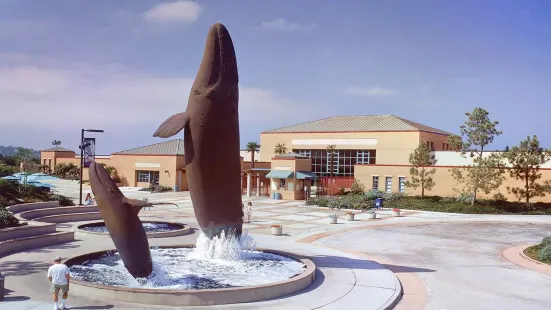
<box><xmin>69</xmin><ymin>247</ymin><xmax>306</xmax><ymax>290</ymax></box>
<box><xmin>80</xmin><ymin>222</ymin><xmax>182</xmax><ymax>234</ymax></box>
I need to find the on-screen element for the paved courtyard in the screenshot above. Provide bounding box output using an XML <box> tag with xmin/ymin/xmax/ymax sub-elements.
<box><xmin>2</xmin><ymin>179</ymin><xmax>551</xmax><ymax>309</ymax></box>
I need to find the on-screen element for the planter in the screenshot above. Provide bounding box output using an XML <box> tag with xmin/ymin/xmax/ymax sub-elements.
<box><xmin>345</xmin><ymin>214</ymin><xmax>355</xmax><ymax>221</ymax></box>
<box><xmin>368</xmin><ymin>213</ymin><xmax>377</xmax><ymax>219</ymax></box>
<box><xmin>328</xmin><ymin>215</ymin><xmax>338</xmax><ymax>224</ymax></box>
<box><xmin>271</xmin><ymin>226</ymin><xmax>282</xmax><ymax>236</ymax></box>
<box><xmin>392</xmin><ymin>210</ymin><xmax>401</xmax><ymax>217</ymax></box>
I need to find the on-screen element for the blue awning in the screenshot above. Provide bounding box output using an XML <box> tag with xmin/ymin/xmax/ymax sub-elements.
<box><xmin>296</xmin><ymin>171</ymin><xmax>318</xmax><ymax>179</ymax></box>
<box><xmin>265</xmin><ymin>170</ymin><xmax>294</xmax><ymax>179</ymax></box>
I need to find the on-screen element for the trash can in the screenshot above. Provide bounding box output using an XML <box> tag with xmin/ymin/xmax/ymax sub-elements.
<box><xmin>374</xmin><ymin>197</ymin><xmax>384</xmax><ymax>209</ymax></box>
<box><xmin>0</xmin><ymin>272</ymin><xmax>5</xmax><ymax>301</ymax></box>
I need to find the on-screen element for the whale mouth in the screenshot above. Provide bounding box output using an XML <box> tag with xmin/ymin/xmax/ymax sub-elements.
<box><xmin>89</xmin><ymin>162</ymin><xmax>121</xmax><ymax>197</ymax></box>
<box><xmin>198</xmin><ymin>23</ymin><xmax>238</xmax><ymax>92</ymax></box>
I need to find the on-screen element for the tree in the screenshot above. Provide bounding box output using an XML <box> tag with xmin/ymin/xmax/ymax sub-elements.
<box><xmin>447</xmin><ymin>135</ymin><xmax>464</xmax><ymax>151</ymax></box>
<box><xmin>274</xmin><ymin>143</ymin><xmax>287</xmax><ymax>155</ymax></box>
<box><xmin>52</xmin><ymin>163</ymin><xmax>80</xmax><ymax>180</ymax></box>
<box><xmin>52</xmin><ymin>140</ymin><xmax>62</xmax><ymax>147</ymax></box>
<box><xmin>16</xmin><ymin>147</ymin><xmax>36</xmax><ymax>168</ymax></box>
<box><xmin>404</xmin><ymin>142</ymin><xmax>437</xmax><ymax>198</ymax></box>
<box><xmin>245</xmin><ymin>142</ymin><xmax>260</xmax><ymax>168</ymax></box>
<box><xmin>450</xmin><ymin>108</ymin><xmax>505</xmax><ymax>204</ymax></box>
<box><xmin>326</xmin><ymin>145</ymin><xmax>337</xmax><ymax>177</ymax></box>
<box><xmin>502</xmin><ymin>135</ymin><xmax>551</xmax><ymax>203</ymax></box>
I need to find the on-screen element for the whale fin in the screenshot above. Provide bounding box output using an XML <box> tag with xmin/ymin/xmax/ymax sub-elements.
<box><xmin>153</xmin><ymin>112</ymin><xmax>190</xmax><ymax>138</ymax></box>
<box><xmin>123</xmin><ymin>198</ymin><xmax>153</xmax><ymax>215</ymax></box>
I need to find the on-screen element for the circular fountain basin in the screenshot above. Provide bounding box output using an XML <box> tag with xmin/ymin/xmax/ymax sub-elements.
<box><xmin>76</xmin><ymin>221</ymin><xmax>191</xmax><ymax>238</ymax></box>
<box><xmin>65</xmin><ymin>245</ymin><xmax>316</xmax><ymax>306</ymax></box>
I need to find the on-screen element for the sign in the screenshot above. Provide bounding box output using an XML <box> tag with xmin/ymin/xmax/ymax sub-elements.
<box><xmin>83</xmin><ymin>137</ymin><xmax>96</xmax><ymax>168</ymax></box>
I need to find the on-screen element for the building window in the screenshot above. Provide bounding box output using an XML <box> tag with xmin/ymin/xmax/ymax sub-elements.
<box><xmin>426</xmin><ymin>141</ymin><xmax>430</xmax><ymax>148</ymax></box>
<box><xmin>372</xmin><ymin>176</ymin><xmax>379</xmax><ymax>190</ymax></box>
<box><xmin>430</xmin><ymin>141</ymin><xmax>434</xmax><ymax>150</ymax></box>
<box><xmin>137</xmin><ymin>171</ymin><xmax>151</xmax><ymax>183</ymax></box>
<box><xmin>292</xmin><ymin>149</ymin><xmax>376</xmax><ymax>177</ymax></box>
<box><xmin>398</xmin><ymin>177</ymin><xmax>406</xmax><ymax>193</ymax></box>
<box><xmin>279</xmin><ymin>179</ymin><xmax>286</xmax><ymax>189</ymax></box>
<box><xmin>385</xmin><ymin>177</ymin><xmax>392</xmax><ymax>193</ymax></box>
<box><xmin>43</xmin><ymin>159</ymin><xmax>47</xmax><ymax>165</ymax></box>
<box><xmin>153</xmin><ymin>171</ymin><xmax>160</xmax><ymax>185</ymax></box>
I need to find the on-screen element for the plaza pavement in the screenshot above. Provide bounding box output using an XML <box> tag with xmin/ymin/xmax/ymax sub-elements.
<box><xmin>2</xmin><ymin>179</ymin><xmax>551</xmax><ymax>309</ymax></box>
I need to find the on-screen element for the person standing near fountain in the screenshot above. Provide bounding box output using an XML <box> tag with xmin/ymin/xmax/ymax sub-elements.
<box><xmin>47</xmin><ymin>256</ymin><xmax>70</xmax><ymax>310</ymax></box>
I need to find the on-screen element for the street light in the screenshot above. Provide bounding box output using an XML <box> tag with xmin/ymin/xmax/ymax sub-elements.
<box><xmin>79</xmin><ymin>129</ymin><xmax>104</xmax><ymax>205</ymax></box>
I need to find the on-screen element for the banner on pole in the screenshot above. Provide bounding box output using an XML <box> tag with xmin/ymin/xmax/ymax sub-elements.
<box><xmin>83</xmin><ymin>137</ymin><xmax>96</xmax><ymax>168</ymax></box>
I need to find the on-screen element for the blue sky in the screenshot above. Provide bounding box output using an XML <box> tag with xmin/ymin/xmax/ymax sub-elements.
<box><xmin>0</xmin><ymin>0</ymin><xmax>549</xmax><ymax>154</ymax></box>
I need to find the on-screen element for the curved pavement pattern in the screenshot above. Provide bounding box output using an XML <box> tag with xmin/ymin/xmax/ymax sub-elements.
<box><xmin>316</xmin><ymin>221</ymin><xmax>551</xmax><ymax>310</ymax></box>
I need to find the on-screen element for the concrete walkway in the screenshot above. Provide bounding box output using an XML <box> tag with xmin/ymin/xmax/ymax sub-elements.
<box><xmin>3</xmin><ymin>182</ymin><xmax>551</xmax><ymax>309</ymax></box>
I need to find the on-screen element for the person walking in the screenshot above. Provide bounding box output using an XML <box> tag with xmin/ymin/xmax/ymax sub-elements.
<box><xmin>304</xmin><ymin>184</ymin><xmax>310</xmax><ymax>202</ymax></box>
<box><xmin>47</xmin><ymin>256</ymin><xmax>70</xmax><ymax>310</ymax></box>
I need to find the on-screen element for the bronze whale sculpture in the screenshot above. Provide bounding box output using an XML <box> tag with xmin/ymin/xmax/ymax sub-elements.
<box><xmin>153</xmin><ymin>22</ymin><xmax>243</xmax><ymax>239</ymax></box>
<box><xmin>88</xmin><ymin>162</ymin><xmax>153</xmax><ymax>278</ymax></box>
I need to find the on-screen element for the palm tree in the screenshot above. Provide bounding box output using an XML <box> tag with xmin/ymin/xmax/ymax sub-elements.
<box><xmin>52</xmin><ymin>140</ymin><xmax>62</xmax><ymax>147</ymax></box>
<box><xmin>274</xmin><ymin>143</ymin><xmax>287</xmax><ymax>156</ymax></box>
<box><xmin>246</xmin><ymin>141</ymin><xmax>261</xmax><ymax>168</ymax></box>
<box><xmin>326</xmin><ymin>145</ymin><xmax>337</xmax><ymax>177</ymax></box>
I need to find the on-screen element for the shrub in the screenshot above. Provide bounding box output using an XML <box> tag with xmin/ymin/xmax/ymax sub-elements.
<box><xmin>538</xmin><ymin>245</ymin><xmax>551</xmax><ymax>263</ymax></box>
<box><xmin>439</xmin><ymin>197</ymin><xmax>456</xmax><ymax>203</ymax></box>
<box><xmin>51</xmin><ymin>194</ymin><xmax>75</xmax><ymax>206</ymax></box>
<box><xmin>456</xmin><ymin>192</ymin><xmax>474</xmax><ymax>204</ymax></box>
<box><xmin>365</xmin><ymin>190</ymin><xmax>385</xmax><ymax>200</ymax></box>
<box><xmin>383</xmin><ymin>192</ymin><xmax>404</xmax><ymax>202</ymax></box>
<box><xmin>0</xmin><ymin>207</ymin><xmax>19</xmax><ymax>229</ymax></box>
<box><xmin>493</xmin><ymin>192</ymin><xmax>507</xmax><ymax>202</ymax></box>
<box><xmin>139</xmin><ymin>185</ymin><xmax>173</xmax><ymax>193</ymax></box>
<box><xmin>541</xmin><ymin>236</ymin><xmax>551</xmax><ymax>248</ymax></box>
<box><xmin>350</xmin><ymin>178</ymin><xmax>366</xmax><ymax>195</ymax></box>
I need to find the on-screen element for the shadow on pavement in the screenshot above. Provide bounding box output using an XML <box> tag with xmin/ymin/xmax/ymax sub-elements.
<box><xmin>70</xmin><ymin>306</ymin><xmax>114</xmax><ymax>310</ymax></box>
<box><xmin>0</xmin><ymin>260</ymin><xmax>51</xmax><ymax>276</ymax></box>
<box><xmin>311</xmin><ymin>255</ymin><xmax>436</xmax><ymax>272</ymax></box>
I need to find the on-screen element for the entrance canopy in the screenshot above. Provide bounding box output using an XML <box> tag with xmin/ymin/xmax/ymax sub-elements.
<box><xmin>265</xmin><ymin>170</ymin><xmax>294</xmax><ymax>179</ymax></box>
<box><xmin>296</xmin><ymin>171</ymin><xmax>318</xmax><ymax>180</ymax></box>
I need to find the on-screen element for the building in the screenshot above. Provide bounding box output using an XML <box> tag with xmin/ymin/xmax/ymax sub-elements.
<box><xmin>41</xmin><ymin>140</ymin><xmax>187</xmax><ymax>190</ymax></box>
<box><xmin>260</xmin><ymin>115</ymin><xmax>453</xmax><ymax>177</ymax></box>
<box><xmin>261</xmin><ymin>114</ymin><xmax>551</xmax><ymax>202</ymax></box>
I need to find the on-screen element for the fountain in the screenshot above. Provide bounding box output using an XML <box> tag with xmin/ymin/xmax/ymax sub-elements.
<box><xmin>76</xmin><ymin>221</ymin><xmax>191</xmax><ymax>238</ymax></box>
<box><xmin>65</xmin><ymin>22</ymin><xmax>316</xmax><ymax>306</ymax></box>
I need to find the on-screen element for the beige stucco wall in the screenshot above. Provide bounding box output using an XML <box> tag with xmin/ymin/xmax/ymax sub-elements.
<box><xmin>108</xmin><ymin>155</ymin><xmax>185</xmax><ymax>188</ymax></box>
<box><xmin>354</xmin><ymin>164</ymin><xmax>551</xmax><ymax>203</ymax></box>
<box><xmin>260</xmin><ymin>131</ymin><xmax>431</xmax><ymax>165</ymax></box>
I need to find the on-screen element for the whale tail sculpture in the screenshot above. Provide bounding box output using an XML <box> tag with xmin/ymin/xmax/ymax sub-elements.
<box><xmin>88</xmin><ymin>162</ymin><xmax>153</xmax><ymax>278</ymax></box>
<box><xmin>154</xmin><ymin>22</ymin><xmax>243</xmax><ymax>239</ymax></box>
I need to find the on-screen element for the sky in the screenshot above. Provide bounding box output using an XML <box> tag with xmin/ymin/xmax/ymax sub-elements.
<box><xmin>0</xmin><ymin>0</ymin><xmax>549</xmax><ymax>154</ymax></box>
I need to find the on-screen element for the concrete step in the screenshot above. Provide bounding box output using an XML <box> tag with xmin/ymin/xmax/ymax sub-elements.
<box><xmin>17</xmin><ymin>206</ymin><xmax>99</xmax><ymax>221</ymax></box>
<box><xmin>0</xmin><ymin>223</ymin><xmax>57</xmax><ymax>242</ymax></box>
<box><xmin>0</xmin><ymin>231</ymin><xmax>75</xmax><ymax>258</ymax></box>
<box><xmin>33</xmin><ymin>212</ymin><xmax>103</xmax><ymax>223</ymax></box>
<box><xmin>7</xmin><ymin>201</ymin><xmax>60</xmax><ymax>214</ymax></box>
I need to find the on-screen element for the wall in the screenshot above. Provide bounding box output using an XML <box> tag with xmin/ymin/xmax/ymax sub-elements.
<box><xmin>240</xmin><ymin>150</ymin><xmax>260</xmax><ymax>162</ymax></box>
<box><xmin>354</xmin><ymin>158</ymin><xmax>551</xmax><ymax>203</ymax></box>
<box><xmin>260</xmin><ymin>131</ymin><xmax>424</xmax><ymax>166</ymax></box>
<box><xmin>419</xmin><ymin>132</ymin><xmax>452</xmax><ymax>151</ymax></box>
<box><xmin>108</xmin><ymin>155</ymin><xmax>183</xmax><ymax>188</ymax></box>
<box><xmin>242</xmin><ymin>161</ymin><xmax>271</xmax><ymax>170</ymax></box>
<box><xmin>41</xmin><ymin>151</ymin><xmax>110</xmax><ymax>181</ymax></box>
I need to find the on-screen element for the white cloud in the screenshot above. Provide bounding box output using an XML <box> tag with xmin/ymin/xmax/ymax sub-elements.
<box><xmin>260</xmin><ymin>19</ymin><xmax>317</xmax><ymax>33</ymax></box>
<box><xmin>143</xmin><ymin>1</ymin><xmax>202</xmax><ymax>24</ymax></box>
<box><xmin>0</xmin><ymin>62</ymin><xmax>324</xmax><ymax>132</ymax></box>
<box><xmin>344</xmin><ymin>86</ymin><xmax>398</xmax><ymax>97</ymax></box>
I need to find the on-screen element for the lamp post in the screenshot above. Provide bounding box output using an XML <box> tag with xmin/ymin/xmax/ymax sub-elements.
<box><xmin>79</xmin><ymin>129</ymin><xmax>104</xmax><ymax>205</ymax></box>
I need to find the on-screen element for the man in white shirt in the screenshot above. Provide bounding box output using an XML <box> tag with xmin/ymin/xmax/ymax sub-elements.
<box><xmin>47</xmin><ymin>256</ymin><xmax>70</xmax><ymax>310</ymax></box>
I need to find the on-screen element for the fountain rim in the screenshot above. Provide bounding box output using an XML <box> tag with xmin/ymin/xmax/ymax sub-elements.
<box><xmin>64</xmin><ymin>244</ymin><xmax>316</xmax><ymax>295</ymax></box>
<box><xmin>74</xmin><ymin>221</ymin><xmax>191</xmax><ymax>238</ymax></box>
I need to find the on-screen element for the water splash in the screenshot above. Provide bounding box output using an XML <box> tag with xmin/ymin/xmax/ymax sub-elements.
<box><xmin>188</xmin><ymin>230</ymin><xmax>257</xmax><ymax>261</ymax></box>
